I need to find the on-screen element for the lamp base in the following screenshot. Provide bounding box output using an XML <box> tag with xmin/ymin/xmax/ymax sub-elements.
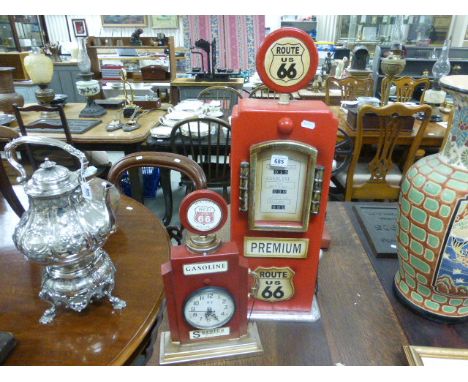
<box><xmin>79</xmin><ymin>99</ymin><xmax>107</xmax><ymax>118</ymax></box>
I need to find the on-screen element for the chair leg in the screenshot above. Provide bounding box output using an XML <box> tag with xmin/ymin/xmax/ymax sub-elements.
<box><xmin>223</xmin><ymin>186</ymin><xmax>229</xmax><ymax>203</ymax></box>
<box><xmin>0</xmin><ymin>160</ymin><xmax>24</xmax><ymax>217</ymax></box>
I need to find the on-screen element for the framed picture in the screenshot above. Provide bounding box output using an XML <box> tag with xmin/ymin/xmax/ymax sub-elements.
<box><xmin>71</xmin><ymin>19</ymin><xmax>88</xmax><ymax>37</ymax></box>
<box><xmin>404</xmin><ymin>346</ymin><xmax>468</xmax><ymax>366</ymax></box>
<box><xmin>151</xmin><ymin>16</ymin><xmax>179</xmax><ymax>29</ymax></box>
<box><xmin>101</xmin><ymin>15</ymin><xmax>147</xmax><ymax>27</ymax></box>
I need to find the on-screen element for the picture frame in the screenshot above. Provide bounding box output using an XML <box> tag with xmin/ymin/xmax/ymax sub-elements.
<box><xmin>101</xmin><ymin>15</ymin><xmax>147</xmax><ymax>27</ymax></box>
<box><xmin>71</xmin><ymin>19</ymin><xmax>88</xmax><ymax>37</ymax></box>
<box><xmin>404</xmin><ymin>346</ymin><xmax>468</xmax><ymax>366</ymax></box>
<box><xmin>151</xmin><ymin>16</ymin><xmax>179</xmax><ymax>29</ymax></box>
<box><xmin>248</xmin><ymin>140</ymin><xmax>317</xmax><ymax>233</ymax></box>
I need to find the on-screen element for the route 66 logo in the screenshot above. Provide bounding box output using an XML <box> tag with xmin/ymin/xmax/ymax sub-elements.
<box><xmin>194</xmin><ymin>206</ymin><xmax>215</xmax><ymax>225</ymax></box>
<box><xmin>264</xmin><ymin>38</ymin><xmax>309</xmax><ymax>86</ymax></box>
<box><xmin>251</xmin><ymin>266</ymin><xmax>295</xmax><ymax>302</ymax></box>
<box><xmin>187</xmin><ymin>200</ymin><xmax>222</xmax><ymax>232</ymax></box>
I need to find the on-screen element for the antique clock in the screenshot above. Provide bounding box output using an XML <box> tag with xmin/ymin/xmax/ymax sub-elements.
<box><xmin>230</xmin><ymin>27</ymin><xmax>338</xmax><ymax>320</ymax></box>
<box><xmin>160</xmin><ymin>190</ymin><xmax>262</xmax><ymax>364</ymax></box>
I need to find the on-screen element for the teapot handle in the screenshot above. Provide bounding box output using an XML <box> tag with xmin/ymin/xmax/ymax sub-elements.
<box><xmin>4</xmin><ymin>136</ymin><xmax>89</xmax><ymax>184</ymax></box>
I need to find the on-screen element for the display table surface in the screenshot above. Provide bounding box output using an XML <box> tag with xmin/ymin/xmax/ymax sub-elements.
<box><xmin>149</xmin><ymin>201</ymin><xmax>467</xmax><ymax>365</ymax></box>
<box><xmin>8</xmin><ymin>103</ymin><xmax>166</xmax><ymax>151</ymax></box>
<box><xmin>298</xmin><ymin>88</ymin><xmax>342</xmax><ymax>105</ymax></box>
<box><xmin>171</xmin><ymin>77</ymin><xmax>245</xmax><ymax>88</ymax></box>
<box><xmin>0</xmin><ymin>190</ymin><xmax>170</xmax><ymax>365</ymax></box>
<box><xmin>170</xmin><ymin>77</ymin><xmax>245</xmax><ymax>104</ymax></box>
<box><xmin>332</xmin><ymin>106</ymin><xmax>447</xmax><ymax>148</ymax></box>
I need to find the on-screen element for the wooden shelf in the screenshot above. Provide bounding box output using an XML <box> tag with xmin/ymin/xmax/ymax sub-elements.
<box><xmin>97</xmin><ymin>55</ymin><xmax>167</xmax><ymax>61</ymax></box>
<box><xmin>86</xmin><ymin>36</ymin><xmax>176</xmax><ymax>82</ymax></box>
<box><xmin>92</xmin><ymin>45</ymin><xmax>169</xmax><ymax>49</ymax></box>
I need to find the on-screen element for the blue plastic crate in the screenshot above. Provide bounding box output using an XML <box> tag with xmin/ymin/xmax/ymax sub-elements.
<box><xmin>120</xmin><ymin>167</ymin><xmax>160</xmax><ymax>198</ymax></box>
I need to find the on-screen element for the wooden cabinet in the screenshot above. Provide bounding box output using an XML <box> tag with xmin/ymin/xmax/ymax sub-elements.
<box><xmin>49</xmin><ymin>62</ymin><xmax>85</xmax><ymax>102</ymax></box>
<box><xmin>0</xmin><ymin>52</ymin><xmax>30</xmax><ymax>80</ymax></box>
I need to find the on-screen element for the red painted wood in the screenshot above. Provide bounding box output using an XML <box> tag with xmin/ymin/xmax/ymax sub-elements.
<box><xmin>230</xmin><ymin>98</ymin><xmax>338</xmax><ymax>314</ymax></box>
<box><xmin>162</xmin><ymin>241</ymin><xmax>249</xmax><ymax>344</ymax></box>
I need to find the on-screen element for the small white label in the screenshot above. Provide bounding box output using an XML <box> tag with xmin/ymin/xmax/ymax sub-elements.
<box><xmin>183</xmin><ymin>260</ymin><xmax>228</xmax><ymax>276</ymax></box>
<box><xmin>271</xmin><ymin>154</ymin><xmax>288</xmax><ymax>168</ymax></box>
<box><xmin>301</xmin><ymin>120</ymin><xmax>316</xmax><ymax>129</ymax></box>
<box><xmin>189</xmin><ymin>327</ymin><xmax>230</xmax><ymax>340</ymax></box>
<box><xmin>244</xmin><ymin>237</ymin><xmax>309</xmax><ymax>258</ymax></box>
<box><xmin>81</xmin><ymin>183</ymin><xmax>92</xmax><ymax>200</ymax></box>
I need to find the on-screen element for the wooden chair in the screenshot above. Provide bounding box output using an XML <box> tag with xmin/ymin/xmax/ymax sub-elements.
<box><xmin>107</xmin><ymin>152</ymin><xmax>207</xmax><ymax>244</ymax></box>
<box><xmin>249</xmin><ymin>84</ymin><xmax>294</xmax><ymax>100</ymax></box>
<box><xmin>0</xmin><ymin>125</ymin><xmax>25</xmax><ymax>217</ymax></box>
<box><xmin>197</xmin><ymin>86</ymin><xmax>243</xmax><ymax>118</ymax></box>
<box><xmin>335</xmin><ymin>103</ymin><xmax>432</xmax><ymax>201</ymax></box>
<box><xmin>170</xmin><ymin>116</ymin><xmax>231</xmax><ymax>201</ymax></box>
<box><xmin>325</xmin><ymin>76</ymin><xmax>374</xmax><ymax>105</ymax></box>
<box><xmin>381</xmin><ymin>76</ymin><xmax>431</xmax><ymax>104</ymax></box>
<box><xmin>12</xmin><ymin>104</ymin><xmax>78</xmax><ymax>171</ymax></box>
<box><xmin>13</xmin><ymin>104</ymin><xmax>110</xmax><ymax>177</ymax></box>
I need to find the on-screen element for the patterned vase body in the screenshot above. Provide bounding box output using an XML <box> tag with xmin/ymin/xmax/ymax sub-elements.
<box><xmin>394</xmin><ymin>75</ymin><xmax>468</xmax><ymax>322</ymax></box>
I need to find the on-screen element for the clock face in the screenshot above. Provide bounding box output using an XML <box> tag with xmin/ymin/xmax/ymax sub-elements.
<box><xmin>183</xmin><ymin>287</ymin><xmax>236</xmax><ymax>330</ymax></box>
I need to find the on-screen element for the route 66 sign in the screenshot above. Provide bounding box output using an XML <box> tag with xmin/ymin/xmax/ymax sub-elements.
<box><xmin>266</xmin><ymin>39</ymin><xmax>307</xmax><ymax>85</ymax></box>
<box><xmin>256</xmin><ymin>27</ymin><xmax>318</xmax><ymax>93</ymax></box>
<box><xmin>252</xmin><ymin>267</ymin><xmax>295</xmax><ymax>302</ymax></box>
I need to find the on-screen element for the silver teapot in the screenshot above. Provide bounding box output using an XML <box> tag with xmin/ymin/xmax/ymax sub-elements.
<box><xmin>5</xmin><ymin>136</ymin><xmax>126</xmax><ymax>324</ymax></box>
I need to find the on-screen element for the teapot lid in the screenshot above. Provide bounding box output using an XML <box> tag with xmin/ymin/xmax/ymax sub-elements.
<box><xmin>24</xmin><ymin>158</ymin><xmax>79</xmax><ymax>197</ymax></box>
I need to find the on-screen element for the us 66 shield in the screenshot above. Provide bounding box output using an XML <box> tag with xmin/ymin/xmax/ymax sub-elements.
<box><xmin>251</xmin><ymin>267</ymin><xmax>295</xmax><ymax>302</ymax></box>
<box><xmin>263</xmin><ymin>37</ymin><xmax>310</xmax><ymax>87</ymax></box>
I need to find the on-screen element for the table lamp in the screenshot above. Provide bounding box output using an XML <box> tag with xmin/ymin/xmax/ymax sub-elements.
<box><xmin>76</xmin><ymin>38</ymin><xmax>106</xmax><ymax>118</ymax></box>
<box><xmin>24</xmin><ymin>48</ymin><xmax>55</xmax><ymax>112</ymax></box>
<box><xmin>422</xmin><ymin>39</ymin><xmax>451</xmax><ymax>122</ymax></box>
<box><xmin>380</xmin><ymin>16</ymin><xmax>406</xmax><ymax>105</ymax></box>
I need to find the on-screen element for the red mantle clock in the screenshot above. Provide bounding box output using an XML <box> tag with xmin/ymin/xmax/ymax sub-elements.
<box><xmin>230</xmin><ymin>28</ymin><xmax>338</xmax><ymax>320</ymax></box>
<box><xmin>160</xmin><ymin>190</ymin><xmax>262</xmax><ymax>364</ymax></box>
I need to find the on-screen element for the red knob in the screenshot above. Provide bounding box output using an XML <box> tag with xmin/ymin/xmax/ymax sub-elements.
<box><xmin>277</xmin><ymin>117</ymin><xmax>294</xmax><ymax>135</ymax></box>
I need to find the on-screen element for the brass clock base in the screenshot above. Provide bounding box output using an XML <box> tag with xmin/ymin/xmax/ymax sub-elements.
<box><xmin>250</xmin><ymin>294</ymin><xmax>321</xmax><ymax>322</ymax></box>
<box><xmin>159</xmin><ymin>322</ymin><xmax>263</xmax><ymax>365</ymax></box>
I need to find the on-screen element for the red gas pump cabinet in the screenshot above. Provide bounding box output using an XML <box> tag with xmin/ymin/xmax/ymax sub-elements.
<box><xmin>230</xmin><ymin>28</ymin><xmax>338</xmax><ymax>317</ymax></box>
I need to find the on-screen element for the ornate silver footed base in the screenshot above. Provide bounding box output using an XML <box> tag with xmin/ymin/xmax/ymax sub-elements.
<box><xmin>159</xmin><ymin>322</ymin><xmax>263</xmax><ymax>365</ymax></box>
<box><xmin>37</xmin><ymin>249</ymin><xmax>126</xmax><ymax>324</ymax></box>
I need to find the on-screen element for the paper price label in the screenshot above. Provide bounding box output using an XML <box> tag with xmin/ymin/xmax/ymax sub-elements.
<box><xmin>271</xmin><ymin>155</ymin><xmax>288</xmax><ymax>168</ymax></box>
<box><xmin>81</xmin><ymin>183</ymin><xmax>92</xmax><ymax>200</ymax></box>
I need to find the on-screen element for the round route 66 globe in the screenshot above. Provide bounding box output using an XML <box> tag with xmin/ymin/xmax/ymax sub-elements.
<box><xmin>179</xmin><ymin>190</ymin><xmax>228</xmax><ymax>236</ymax></box>
<box><xmin>255</xmin><ymin>27</ymin><xmax>318</xmax><ymax>94</ymax></box>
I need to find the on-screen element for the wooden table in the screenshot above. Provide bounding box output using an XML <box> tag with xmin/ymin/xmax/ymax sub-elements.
<box><xmin>170</xmin><ymin>78</ymin><xmax>245</xmax><ymax>105</ymax></box>
<box><xmin>10</xmin><ymin>103</ymin><xmax>166</xmax><ymax>154</ymax></box>
<box><xmin>331</xmin><ymin>106</ymin><xmax>447</xmax><ymax>148</ymax></box>
<box><xmin>298</xmin><ymin>88</ymin><xmax>342</xmax><ymax>105</ymax></box>
<box><xmin>0</xmin><ymin>190</ymin><xmax>170</xmax><ymax>365</ymax></box>
<box><xmin>149</xmin><ymin>201</ymin><xmax>467</xmax><ymax>365</ymax></box>
<box><xmin>150</xmin><ymin>202</ymin><xmax>407</xmax><ymax>365</ymax></box>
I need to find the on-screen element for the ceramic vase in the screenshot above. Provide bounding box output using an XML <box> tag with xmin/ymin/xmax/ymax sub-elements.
<box><xmin>394</xmin><ymin>75</ymin><xmax>468</xmax><ymax>322</ymax></box>
<box><xmin>0</xmin><ymin>67</ymin><xmax>24</xmax><ymax>113</ymax></box>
